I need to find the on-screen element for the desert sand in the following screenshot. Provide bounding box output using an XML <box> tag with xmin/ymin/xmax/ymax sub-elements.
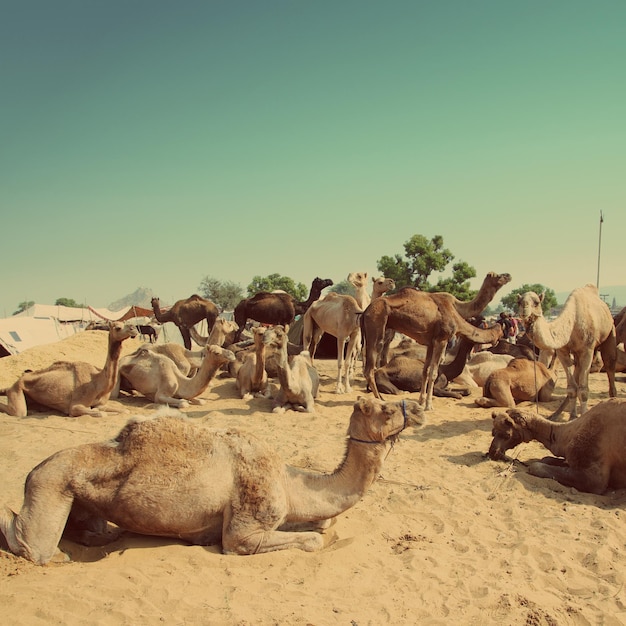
<box><xmin>1</xmin><ymin>330</ymin><xmax>626</xmax><ymax>626</ymax></box>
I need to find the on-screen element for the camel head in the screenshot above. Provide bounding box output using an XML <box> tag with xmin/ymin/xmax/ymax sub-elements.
<box><xmin>110</xmin><ymin>322</ymin><xmax>139</xmax><ymax>342</ymax></box>
<box><xmin>348</xmin><ymin>397</ymin><xmax>424</xmax><ymax>444</ymax></box>
<box><xmin>517</xmin><ymin>291</ymin><xmax>544</xmax><ymax>324</ymax></box>
<box><xmin>347</xmin><ymin>272</ymin><xmax>368</xmax><ymax>290</ymax></box>
<box><xmin>313</xmin><ymin>277</ymin><xmax>334</xmax><ymax>291</ymax></box>
<box><xmin>485</xmin><ymin>272</ymin><xmax>512</xmax><ymax>290</ymax></box>
<box><xmin>372</xmin><ymin>276</ymin><xmax>395</xmax><ymax>296</ymax></box>
<box><xmin>151</xmin><ymin>297</ymin><xmax>160</xmax><ymax>308</ymax></box>
<box><xmin>488</xmin><ymin>408</ymin><xmax>531</xmax><ymax>460</ymax></box>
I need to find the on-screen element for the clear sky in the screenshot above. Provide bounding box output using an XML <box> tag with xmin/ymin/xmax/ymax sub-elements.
<box><xmin>2</xmin><ymin>0</ymin><xmax>624</xmax><ymax>316</ymax></box>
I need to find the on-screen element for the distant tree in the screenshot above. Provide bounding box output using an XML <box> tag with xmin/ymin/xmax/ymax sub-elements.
<box><xmin>13</xmin><ymin>300</ymin><xmax>34</xmax><ymax>315</ymax></box>
<box><xmin>328</xmin><ymin>280</ymin><xmax>355</xmax><ymax>296</ymax></box>
<box><xmin>247</xmin><ymin>274</ymin><xmax>307</xmax><ymax>301</ymax></box>
<box><xmin>198</xmin><ymin>276</ymin><xmax>244</xmax><ymax>311</ymax></box>
<box><xmin>500</xmin><ymin>284</ymin><xmax>557</xmax><ymax>315</ymax></box>
<box><xmin>55</xmin><ymin>298</ymin><xmax>82</xmax><ymax>308</ymax></box>
<box><xmin>376</xmin><ymin>234</ymin><xmax>477</xmax><ymax>299</ymax></box>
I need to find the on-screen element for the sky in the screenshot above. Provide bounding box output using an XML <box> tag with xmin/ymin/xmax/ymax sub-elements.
<box><xmin>2</xmin><ymin>0</ymin><xmax>625</xmax><ymax>316</ymax></box>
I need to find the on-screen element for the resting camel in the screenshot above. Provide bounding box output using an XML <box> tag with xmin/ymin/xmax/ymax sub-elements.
<box><xmin>474</xmin><ymin>358</ymin><xmax>556</xmax><ymax>408</ymax></box>
<box><xmin>189</xmin><ymin>317</ymin><xmax>240</xmax><ymax>348</ymax></box>
<box><xmin>488</xmin><ymin>399</ymin><xmax>626</xmax><ymax>494</ymax></box>
<box><xmin>518</xmin><ymin>284</ymin><xmax>616</xmax><ymax>420</ymax></box>
<box><xmin>302</xmin><ymin>272</ymin><xmax>371</xmax><ymax>394</ymax></box>
<box><xmin>112</xmin><ymin>345</ymin><xmax>235</xmax><ymax>408</ymax></box>
<box><xmin>453</xmin><ymin>352</ymin><xmax>514</xmax><ymax>388</ymax></box>
<box><xmin>233</xmin><ymin>277</ymin><xmax>333</xmax><ymax>342</ymax></box>
<box><xmin>0</xmin><ymin>397</ymin><xmax>424</xmax><ymax>564</ymax></box>
<box><xmin>271</xmin><ymin>326</ymin><xmax>319</xmax><ymax>413</ymax></box>
<box><xmin>363</xmin><ymin>272</ymin><xmax>511</xmax><ymax>410</ymax></box>
<box><xmin>140</xmin><ymin>343</ymin><xmax>205</xmax><ymax>377</ymax></box>
<box><xmin>236</xmin><ymin>327</ymin><xmax>271</xmax><ymax>400</ymax></box>
<box><xmin>151</xmin><ymin>295</ymin><xmax>219</xmax><ymax>350</ymax></box>
<box><xmin>0</xmin><ymin>322</ymin><xmax>137</xmax><ymax>418</ymax></box>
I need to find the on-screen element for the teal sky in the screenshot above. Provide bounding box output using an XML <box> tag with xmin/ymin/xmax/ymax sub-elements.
<box><xmin>2</xmin><ymin>1</ymin><xmax>624</xmax><ymax>315</ymax></box>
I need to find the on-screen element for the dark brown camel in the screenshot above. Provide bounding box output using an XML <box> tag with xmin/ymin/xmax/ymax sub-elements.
<box><xmin>233</xmin><ymin>277</ymin><xmax>333</xmax><ymax>342</ymax></box>
<box><xmin>363</xmin><ymin>271</ymin><xmax>511</xmax><ymax>410</ymax></box>
<box><xmin>614</xmin><ymin>306</ymin><xmax>626</xmax><ymax>348</ymax></box>
<box><xmin>151</xmin><ymin>295</ymin><xmax>219</xmax><ymax>350</ymax></box>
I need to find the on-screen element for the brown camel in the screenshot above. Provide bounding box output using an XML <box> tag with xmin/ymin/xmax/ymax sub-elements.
<box><xmin>151</xmin><ymin>294</ymin><xmax>219</xmax><ymax>350</ymax></box>
<box><xmin>453</xmin><ymin>352</ymin><xmax>514</xmax><ymax>388</ymax></box>
<box><xmin>233</xmin><ymin>277</ymin><xmax>333</xmax><ymax>342</ymax></box>
<box><xmin>0</xmin><ymin>322</ymin><xmax>138</xmax><ymax>417</ymax></box>
<box><xmin>614</xmin><ymin>306</ymin><xmax>626</xmax><ymax>348</ymax></box>
<box><xmin>112</xmin><ymin>344</ymin><xmax>235</xmax><ymax>408</ymax></box>
<box><xmin>236</xmin><ymin>326</ymin><xmax>271</xmax><ymax>400</ymax></box>
<box><xmin>0</xmin><ymin>397</ymin><xmax>424</xmax><ymax>564</ymax></box>
<box><xmin>475</xmin><ymin>358</ymin><xmax>556</xmax><ymax>408</ymax></box>
<box><xmin>488</xmin><ymin>399</ymin><xmax>626</xmax><ymax>494</ymax></box>
<box><xmin>271</xmin><ymin>326</ymin><xmax>319</xmax><ymax>413</ymax></box>
<box><xmin>363</xmin><ymin>272</ymin><xmax>511</xmax><ymax>410</ymax></box>
<box><xmin>518</xmin><ymin>284</ymin><xmax>616</xmax><ymax>420</ymax></box>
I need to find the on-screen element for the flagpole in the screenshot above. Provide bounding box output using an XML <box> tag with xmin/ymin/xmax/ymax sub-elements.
<box><xmin>596</xmin><ymin>211</ymin><xmax>604</xmax><ymax>288</ymax></box>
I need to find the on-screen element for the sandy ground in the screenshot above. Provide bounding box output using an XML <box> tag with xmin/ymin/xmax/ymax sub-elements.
<box><xmin>1</xmin><ymin>330</ymin><xmax>626</xmax><ymax>626</ymax></box>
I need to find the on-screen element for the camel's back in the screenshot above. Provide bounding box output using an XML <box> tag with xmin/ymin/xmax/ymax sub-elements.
<box><xmin>567</xmin><ymin>284</ymin><xmax>614</xmax><ymax>341</ymax></box>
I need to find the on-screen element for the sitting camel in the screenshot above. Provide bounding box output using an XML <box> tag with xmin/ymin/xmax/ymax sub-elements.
<box><xmin>363</xmin><ymin>272</ymin><xmax>511</xmax><ymax>410</ymax></box>
<box><xmin>112</xmin><ymin>344</ymin><xmax>235</xmax><ymax>408</ymax></box>
<box><xmin>271</xmin><ymin>326</ymin><xmax>319</xmax><ymax>413</ymax></box>
<box><xmin>143</xmin><ymin>342</ymin><xmax>205</xmax><ymax>376</ymax></box>
<box><xmin>233</xmin><ymin>277</ymin><xmax>333</xmax><ymax>342</ymax></box>
<box><xmin>189</xmin><ymin>317</ymin><xmax>240</xmax><ymax>348</ymax></box>
<box><xmin>0</xmin><ymin>322</ymin><xmax>137</xmax><ymax>418</ymax></box>
<box><xmin>453</xmin><ymin>352</ymin><xmax>514</xmax><ymax>388</ymax></box>
<box><xmin>488</xmin><ymin>399</ymin><xmax>626</xmax><ymax>494</ymax></box>
<box><xmin>151</xmin><ymin>294</ymin><xmax>219</xmax><ymax>350</ymax></box>
<box><xmin>518</xmin><ymin>284</ymin><xmax>616</xmax><ymax>420</ymax></box>
<box><xmin>236</xmin><ymin>326</ymin><xmax>271</xmax><ymax>400</ymax></box>
<box><xmin>475</xmin><ymin>358</ymin><xmax>556</xmax><ymax>408</ymax></box>
<box><xmin>0</xmin><ymin>397</ymin><xmax>424</xmax><ymax>564</ymax></box>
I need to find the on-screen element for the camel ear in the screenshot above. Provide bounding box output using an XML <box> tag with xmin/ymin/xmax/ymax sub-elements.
<box><xmin>539</xmin><ymin>292</ymin><xmax>545</xmax><ymax>303</ymax></box>
<box><xmin>356</xmin><ymin>396</ymin><xmax>372</xmax><ymax>415</ymax></box>
<box><xmin>506</xmin><ymin>408</ymin><xmax>527</xmax><ymax>428</ymax></box>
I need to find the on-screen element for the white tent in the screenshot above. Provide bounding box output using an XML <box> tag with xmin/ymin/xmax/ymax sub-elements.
<box><xmin>0</xmin><ymin>316</ymin><xmax>80</xmax><ymax>357</ymax></box>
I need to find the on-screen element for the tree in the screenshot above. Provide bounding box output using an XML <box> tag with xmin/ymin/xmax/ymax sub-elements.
<box><xmin>327</xmin><ymin>279</ymin><xmax>355</xmax><ymax>296</ymax></box>
<box><xmin>376</xmin><ymin>234</ymin><xmax>476</xmax><ymax>298</ymax></box>
<box><xmin>500</xmin><ymin>284</ymin><xmax>557</xmax><ymax>315</ymax></box>
<box><xmin>246</xmin><ymin>274</ymin><xmax>307</xmax><ymax>301</ymax></box>
<box><xmin>55</xmin><ymin>298</ymin><xmax>82</xmax><ymax>308</ymax></box>
<box><xmin>13</xmin><ymin>300</ymin><xmax>34</xmax><ymax>315</ymax></box>
<box><xmin>198</xmin><ymin>276</ymin><xmax>244</xmax><ymax>311</ymax></box>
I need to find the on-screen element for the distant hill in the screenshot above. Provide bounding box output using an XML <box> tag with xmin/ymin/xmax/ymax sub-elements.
<box><xmin>109</xmin><ymin>287</ymin><xmax>157</xmax><ymax>311</ymax></box>
<box><xmin>555</xmin><ymin>285</ymin><xmax>625</xmax><ymax>311</ymax></box>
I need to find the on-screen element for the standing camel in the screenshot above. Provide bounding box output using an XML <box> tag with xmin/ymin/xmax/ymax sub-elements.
<box><xmin>233</xmin><ymin>277</ymin><xmax>333</xmax><ymax>343</ymax></box>
<box><xmin>517</xmin><ymin>284</ymin><xmax>616</xmax><ymax>420</ymax></box>
<box><xmin>151</xmin><ymin>295</ymin><xmax>219</xmax><ymax>350</ymax></box>
<box><xmin>0</xmin><ymin>322</ymin><xmax>138</xmax><ymax>417</ymax></box>
<box><xmin>363</xmin><ymin>272</ymin><xmax>511</xmax><ymax>410</ymax></box>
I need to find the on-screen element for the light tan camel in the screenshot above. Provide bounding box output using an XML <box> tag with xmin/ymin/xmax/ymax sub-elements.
<box><xmin>371</xmin><ymin>276</ymin><xmax>395</xmax><ymax>299</ymax></box>
<box><xmin>151</xmin><ymin>295</ymin><xmax>219</xmax><ymax>350</ymax></box>
<box><xmin>363</xmin><ymin>272</ymin><xmax>511</xmax><ymax>410</ymax></box>
<box><xmin>453</xmin><ymin>352</ymin><xmax>513</xmax><ymax>388</ymax></box>
<box><xmin>271</xmin><ymin>326</ymin><xmax>319</xmax><ymax>413</ymax></box>
<box><xmin>0</xmin><ymin>397</ymin><xmax>424</xmax><ymax>564</ymax></box>
<box><xmin>143</xmin><ymin>343</ymin><xmax>205</xmax><ymax>376</ymax></box>
<box><xmin>518</xmin><ymin>284</ymin><xmax>617</xmax><ymax>420</ymax></box>
<box><xmin>189</xmin><ymin>318</ymin><xmax>240</xmax><ymax>348</ymax></box>
<box><xmin>474</xmin><ymin>358</ymin><xmax>557</xmax><ymax>408</ymax></box>
<box><xmin>488</xmin><ymin>399</ymin><xmax>626</xmax><ymax>494</ymax></box>
<box><xmin>112</xmin><ymin>345</ymin><xmax>235</xmax><ymax>408</ymax></box>
<box><xmin>0</xmin><ymin>322</ymin><xmax>137</xmax><ymax>418</ymax></box>
<box><xmin>236</xmin><ymin>326</ymin><xmax>271</xmax><ymax>400</ymax></box>
<box><xmin>302</xmin><ymin>272</ymin><xmax>371</xmax><ymax>394</ymax></box>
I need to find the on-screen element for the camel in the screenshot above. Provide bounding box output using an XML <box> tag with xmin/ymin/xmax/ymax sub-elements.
<box><xmin>151</xmin><ymin>295</ymin><xmax>219</xmax><ymax>350</ymax></box>
<box><xmin>363</xmin><ymin>272</ymin><xmax>511</xmax><ymax>410</ymax></box>
<box><xmin>141</xmin><ymin>342</ymin><xmax>205</xmax><ymax>377</ymax></box>
<box><xmin>233</xmin><ymin>277</ymin><xmax>333</xmax><ymax>342</ymax></box>
<box><xmin>517</xmin><ymin>284</ymin><xmax>617</xmax><ymax>420</ymax></box>
<box><xmin>136</xmin><ymin>324</ymin><xmax>160</xmax><ymax>343</ymax></box>
<box><xmin>0</xmin><ymin>322</ymin><xmax>137</xmax><ymax>418</ymax></box>
<box><xmin>488</xmin><ymin>399</ymin><xmax>626</xmax><ymax>494</ymax></box>
<box><xmin>453</xmin><ymin>352</ymin><xmax>514</xmax><ymax>388</ymax></box>
<box><xmin>112</xmin><ymin>344</ymin><xmax>235</xmax><ymax>408</ymax></box>
<box><xmin>189</xmin><ymin>317</ymin><xmax>240</xmax><ymax>348</ymax></box>
<box><xmin>372</xmin><ymin>276</ymin><xmax>396</xmax><ymax>299</ymax></box>
<box><xmin>236</xmin><ymin>326</ymin><xmax>271</xmax><ymax>400</ymax></box>
<box><xmin>302</xmin><ymin>272</ymin><xmax>371</xmax><ymax>394</ymax></box>
<box><xmin>0</xmin><ymin>396</ymin><xmax>424</xmax><ymax>564</ymax></box>
<box><xmin>474</xmin><ymin>358</ymin><xmax>557</xmax><ymax>408</ymax></box>
<box><xmin>615</xmin><ymin>306</ymin><xmax>626</xmax><ymax>348</ymax></box>
<box><xmin>271</xmin><ymin>326</ymin><xmax>319</xmax><ymax>413</ymax></box>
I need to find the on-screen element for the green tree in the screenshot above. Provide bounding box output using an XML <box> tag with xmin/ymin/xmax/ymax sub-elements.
<box><xmin>247</xmin><ymin>274</ymin><xmax>307</xmax><ymax>301</ymax></box>
<box><xmin>376</xmin><ymin>234</ymin><xmax>476</xmax><ymax>298</ymax></box>
<box><xmin>198</xmin><ymin>276</ymin><xmax>244</xmax><ymax>311</ymax></box>
<box><xmin>328</xmin><ymin>279</ymin><xmax>355</xmax><ymax>296</ymax></box>
<box><xmin>13</xmin><ymin>300</ymin><xmax>34</xmax><ymax>315</ymax></box>
<box><xmin>500</xmin><ymin>284</ymin><xmax>557</xmax><ymax>315</ymax></box>
<box><xmin>55</xmin><ymin>298</ymin><xmax>83</xmax><ymax>308</ymax></box>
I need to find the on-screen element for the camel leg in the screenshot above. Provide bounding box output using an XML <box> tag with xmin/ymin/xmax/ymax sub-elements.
<box><xmin>180</xmin><ymin>328</ymin><xmax>192</xmax><ymax>350</ymax></box>
<box><xmin>0</xmin><ymin>383</ymin><xmax>28</xmax><ymax>417</ymax></box>
<box><xmin>549</xmin><ymin>350</ymin><xmax>577</xmax><ymax>420</ymax></box>
<box><xmin>599</xmin><ymin>334</ymin><xmax>617</xmax><ymax>398</ymax></box>
<box><xmin>153</xmin><ymin>393</ymin><xmax>190</xmax><ymax>408</ymax></box>
<box><xmin>528</xmin><ymin>461</ymin><xmax>609</xmax><ymax>495</ymax></box>
<box><xmin>475</xmin><ymin>379</ymin><xmax>515</xmax><ymax>408</ymax></box>
<box><xmin>335</xmin><ymin>336</ymin><xmax>347</xmax><ymax>394</ymax></box>
<box><xmin>572</xmin><ymin>349</ymin><xmax>595</xmax><ymax>417</ymax></box>
<box><xmin>222</xmin><ymin>524</ymin><xmax>324</xmax><ymax>554</ymax></box>
<box><xmin>422</xmin><ymin>342</ymin><xmax>446</xmax><ymax>411</ymax></box>
<box><xmin>342</xmin><ymin>331</ymin><xmax>361</xmax><ymax>394</ymax></box>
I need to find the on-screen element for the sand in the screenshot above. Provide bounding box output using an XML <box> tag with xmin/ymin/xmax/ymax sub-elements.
<box><xmin>1</xmin><ymin>331</ymin><xmax>626</xmax><ymax>626</ymax></box>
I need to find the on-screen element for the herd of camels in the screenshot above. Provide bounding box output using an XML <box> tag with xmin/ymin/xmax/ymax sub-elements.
<box><xmin>1</xmin><ymin>271</ymin><xmax>625</xmax><ymax>564</ymax></box>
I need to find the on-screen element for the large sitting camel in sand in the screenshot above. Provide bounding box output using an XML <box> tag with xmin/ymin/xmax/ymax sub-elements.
<box><xmin>488</xmin><ymin>399</ymin><xmax>626</xmax><ymax>494</ymax></box>
<box><xmin>233</xmin><ymin>277</ymin><xmax>333</xmax><ymax>342</ymax></box>
<box><xmin>151</xmin><ymin>295</ymin><xmax>219</xmax><ymax>350</ymax></box>
<box><xmin>302</xmin><ymin>272</ymin><xmax>371</xmax><ymax>394</ymax></box>
<box><xmin>453</xmin><ymin>352</ymin><xmax>514</xmax><ymax>388</ymax></box>
<box><xmin>518</xmin><ymin>284</ymin><xmax>616</xmax><ymax>420</ymax></box>
<box><xmin>142</xmin><ymin>343</ymin><xmax>205</xmax><ymax>376</ymax></box>
<box><xmin>474</xmin><ymin>358</ymin><xmax>556</xmax><ymax>409</ymax></box>
<box><xmin>363</xmin><ymin>272</ymin><xmax>511</xmax><ymax>410</ymax></box>
<box><xmin>271</xmin><ymin>326</ymin><xmax>319</xmax><ymax>413</ymax></box>
<box><xmin>0</xmin><ymin>397</ymin><xmax>424</xmax><ymax>564</ymax></box>
<box><xmin>0</xmin><ymin>322</ymin><xmax>137</xmax><ymax>418</ymax></box>
<box><xmin>112</xmin><ymin>344</ymin><xmax>235</xmax><ymax>408</ymax></box>
<box><xmin>236</xmin><ymin>326</ymin><xmax>271</xmax><ymax>400</ymax></box>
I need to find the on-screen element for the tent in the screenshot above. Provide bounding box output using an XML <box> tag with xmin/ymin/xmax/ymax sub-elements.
<box><xmin>0</xmin><ymin>316</ymin><xmax>80</xmax><ymax>357</ymax></box>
